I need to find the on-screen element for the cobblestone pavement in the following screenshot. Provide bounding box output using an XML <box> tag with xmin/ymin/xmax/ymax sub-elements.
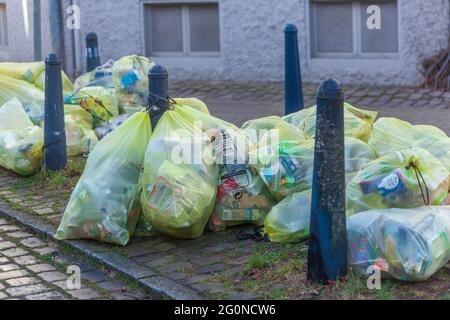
<box><xmin>0</xmin><ymin>82</ymin><xmax>449</xmax><ymax>300</ymax></box>
<box><xmin>170</xmin><ymin>81</ymin><xmax>450</xmax><ymax>132</ymax></box>
<box><xmin>0</xmin><ymin>216</ymin><xmax>151</xmax><ymax>300</ymax></box>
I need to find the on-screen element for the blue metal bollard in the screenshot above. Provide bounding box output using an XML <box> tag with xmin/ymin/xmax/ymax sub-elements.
<box><xmin>44</xmin><ymin>53</ymin><xmax>67</xmax><ymax>172</ymax></box>
<box><xmin>147</xmin><ymin>65</ymin><xmax>170</xmax><ymax>129</ymax></box>
<box><xmin>86</xmin><ymin>32</ymin><xmax>100</xmax><ymax>72</ymax></box>
<box><xmin>307</xmin><ymin>79</ymin><xmax>347</xmax><ymax>284</ymax></box>
<box><xmin>284</xmin><ymin>24</ymin><xmax>304</xmax><ymax>115</ymax></box>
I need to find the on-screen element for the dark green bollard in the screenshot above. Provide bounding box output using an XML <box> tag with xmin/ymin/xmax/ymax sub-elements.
<box><xmin>307</xmin><ymin>79</ymin><xmax>347</xmax><ymax>284</ymax></box>
<box><xmin>86</xmin><ymin>32</ymin><xmax>100</xmax><ymax>72</ymax></box>
<box><xmin>284</xmin><ymin>24</ymin><xmax>304</xmax><ymax>115</ymax></box>
<box><xmin>44</xmin><ymin>53</ymin><xmax>67</xmax><ymax>172</ymax></box>
<box><xmin>147</xmin><ymin>65</ymin><xmax>170</xmax><ymax>130</ymax></box>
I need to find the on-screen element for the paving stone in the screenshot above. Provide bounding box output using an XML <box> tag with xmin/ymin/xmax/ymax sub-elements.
<box><xmin>6</xmin><ymin>231</ymin><xmax>33</xmax><ymax>239</ymax></box>
<box><xmin>0</xmin><ymin>270</ymin><xmax>30</xmax><ymax>280</ymax></box>
<box><xmin>37</xmin><ymin>271</ymin><xmax>68</xmax><ymax>282</ymax></box>
<box><xmin>197</xmin><ymin>263</ymin><xmax>226</xmax><ymax>275</ymax></box>
<box><xmin>34</xmin><ymin>208</ymin><xmax>55</xmax><ymax>215</ymax></box>
<box><xmin>20</xmin><ymin>237</ymin><xmax>46</xmax><ymax>248</ymax></box>
<box><xmin>97</xmin><ymin>280</ymin><xmax>127</xmax><ymax>291</ymax></box>
<box><xmin>0</xmin><ymin>291</ymin><xmax>7</xmax><ymax>299</ymax></box>
<box><xmin>13</xmin><ymin>255</ymin><xmax>40</xmax><ymax>266</ymax></box>
<box><xmin>5</xmin><ymin>277</ymin><xmax>42</xmax><ymax>287</ymax></box>
<box><xmin>161</xmin><ymin>262</ymin><xmax>193</xmax><ymax>273</ymax></box>
<box><xmin>33</xmin><ymin>246</ymin><xmax>59</xmax><ymax>256</ymax></box>
<box><xmin>5</xmin><ymin>284</ymin><xmax>51</xmax><ymax>297</ymax></box>
<box><xmin>219</xmin><ymin>266</ymin><xmax>244</xmax><ymax>276</ymax></box>
<box><xmin>81</xmin><ymin>270</ymin><xmax>110</xmax><ymax>283</ymax></box>
<box><xmin>26</xmin><ymin>291</ymin><xmax>66</xmax><ymax>300</ymax></box>
<box><xmin>153</xmin><ymin>242</ymin><xmax>177</xmax><ymax>252</ymax></box>
<box><xmin>0</xmin><ymin>241</ymin><xmax>16</xmax><ymax>250</ymax></box>
<box><xmin>26</xmin><ymin>264</ymin><xmax>56</xmax><ymax>273</ymax></box>
<box><xmin>68</xmin><ymin>288</ymin><xmax>102</xmax><ymax>300</ymax></box>
<box><xmin>0</xmin><ymin>225</ymin><xmax>20</xmax><ymax>233</ymax></box>
<box><xmin>191</xmin><ymin>283</ymin><xmax>211</xmax><ymax>293</ymax></box>
<box><xmin>0</xmin><ymin>264</ymin><xmax>20</xmax><ymax>272</ymax></box>
<box><xmin>1</xmin><ymin>247</ymin><xmax>29</xmax><ymax>258</ymax></box>
<box><xmin>0</xmin><ymin>283</ymin><xmax>4</xmax><ymax>290</ymax></box>
<box><xmin>226</xmin><ymin>292</ymin><xmax>260</xmax><ymax>300</ymax></box>
<box><xmin>168</xmin><ymin>272</ymin><xmax>188</xmax><ymax>281</ymax></box>
<box><xmin>185</xmin><ymin>274</ymin><xmax>213</xmax><ymax>285</ymax></box>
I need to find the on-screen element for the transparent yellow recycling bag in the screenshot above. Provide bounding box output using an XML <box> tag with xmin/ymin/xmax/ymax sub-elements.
<box><xmin>55</xmin><ymin>112</ymin><xmax>152</xmax><ymax>246</ymax></box>
<box><xmin>64</xmin><ymin>105</ymin><xmax>98</xmax><ymax>156</ymax></box>
<box><xmin>348</xmin><ymin>206</ymin><xmax>450</xmax><ymax>281</ymax></box>
<box><xmin>173</xmin><ymin>98</ymin><xmax>210</xmax><ymax>115</ymax></box>
<box><xmin>74</xmin><ymin>60</ymin><xmax>115</xmax><ymax>90</ymax></box>
<box><xmin>0</xmin><ymin>98</ymin><xmax>43</xmax><ymax>176</ymax></box>
<box><xmin>140</xmin><ymin>110</ymin><xmax>218</xmax><ymax>239</ymax></box>
<box><xmin>254</xmin><ymin>137</ymin><xmax>376</xmax><ymax>201</ymax></box>
<box><xmin>0</xmin><ymin>61</ymin><xmax>73</xmax><ymax>94</ymax></box>
<box><xmin>207</xmin><ymin>128</ymin><xmax>275</xmax><ymax>232</ymax></box>
<box><xmin>346</xmin><ymin>147</ymin><xmax>450</xmax><ymax>216</ymax></box>
<box><xmin>242</xmin><ymin>116</ymin><xmax>308</xmax><ymax>146</ymax></box>
<box><xmin>283</xmin><ymin>103</ymin><xmax>377</xmax><ymax>142</ymax></box>
<box><xmin>0</xmin><ymin>75</ymin><xmax>44</xmax><ymax>125</ymax></box>
<box><xmin>113</xmin><ymin>55</ymin><xmax>155</xmax><ymax>115</ymax></box>
<box><xmin>369</xmin><ymin>117</ymin><xmax>450</xmax><ymax>170</ymax></box>
<box><xmin>264</xmin><ymin>191</ymin><xmax>311</xmax><ymax>244</ymax></box>
<box><xmin>67</xmin><ymin>86</ymin><xmax>120</xmax><ymax>128</ymax></box>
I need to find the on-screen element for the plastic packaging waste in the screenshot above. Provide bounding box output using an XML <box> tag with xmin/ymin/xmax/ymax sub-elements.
<box><xmin>264</xmin><ymin>191</ymin><xmax>311</xmax><ymax>244</ymax></box>
<box><xmin>254</xmin><ymin>137</ymin><xmax>376</xmax><ymax>202</ymax></box>
<box><xmin>369</xmin><ymin>117</ymin><xmax>450</xmax><ymax>170</ymax></box>
<box><xmin>112</xmin><ymin>55</ymin><xmax>155</xmax><ymax>115</ymax></box>
<box><xmin>242</xmin><ymin>116</ymin><xmax>308</xmax><ymax>146</ymax></box>
<box><xmin>347</xmin><ymin>206</ymin><xmax>450</xmax><ymax>281</ymax></box>
<box><xmin>66</xmin><ymin>86</ymin><xmax>120</xmax><ymax>128</ymax></box>
<box><xmin>0</xmin><ymin>99</ymin><xmax>43</xmax><ymax>176</ymax></box>
<box><xmin>347</xmin><ymin>147</ymin><xmax>450</xmax><ymax>216</ymax></box>
<box><xmin>208</xmin><ymin>129</ymin><xmax>274</xmax><ymax>232</ymax></box>
<box><xmin>0</xmin><ymin>75</ymin><xmax>45</xmax><ymax>126</ymax></box>
<box><xmin>74</xmin><ymin>60</ymin><xmax>115</xmax><ymax>90</ymax></box>
<box><xmin>0</xmin><ymin>61</ymin><xmax>73</xmax><ymax>94</ymax></box>
<box><xmin>94</xmin><ymin>114</ymin><xmax>131</xmax><ymax>140</ymax></box>
<box><xmin>55</xmin><ymin>112</ymin><xmax>152</xmax><ymax>246</ymax></box>
<box><xmin>284</xmin><ymin>103</ymin><xmax>377</xmax><ymax>142</ymax></box>
<box><xmin>64</xmin><ymin>105</ymin><xmax>98</xmax><ymax>156</ymax></box>
<box><xmin>140</xmin><ymin>110</ymin><xmax>218</xmax><ymax>239</ymax></box>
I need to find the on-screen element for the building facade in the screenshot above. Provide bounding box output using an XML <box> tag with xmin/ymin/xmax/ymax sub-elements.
<box><xmin>0</xmin><ymin>0</ymin><xmax>449</xmax><ymax>85</ymax></box>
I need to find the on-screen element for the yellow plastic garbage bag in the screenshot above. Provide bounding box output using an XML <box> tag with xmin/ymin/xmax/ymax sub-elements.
<box><xmin>0</xmin><ymin>61</ymin><xmax>73</xmax><ymax>93</ymax></box>
<box><xmin>368</xmin><ymin>117</ymin><xmax>450</xmax><ymax>170</ymax></box>
<box><xmin>207</xmin><ymin>129</ymin><xmax>275</xmax><ymax>232</ymax></box>
<box><xmin>242</xmin><ymin>116</ymin><xmax>308</xmax><ymax>146</ymax></box>
<box><xmin>173</xmin><ymin>98</ymin><xmax>210</xmax><ymax>115</ymax></box>
<box><xmin>284</xmin><ymin>103</ymin><xmax>377</xmax><ymax>142</ymax></box>
<box><xmin>55</xmin><ymin>112</ymin><xmax>152</xmax><ymax>246</ymax></box>
<box><xmin>264</xmin><ymin>191</ymin><xmax>311</xmax><ymax>244</ymax></box>
<box><xmin>74</xmin><ymin>60</ymin><xmax>115</xmax><ymax>90</ymax></box>
<box><xmin>140</xmin><ymin>110</ymin><xmax>218</xmax><ymax>239</ymax></box>
<box><xmin>254</xmin><ymin>137</ymin><xmax>376</xmax><ymax>202</ymax></box>
<box><xmin>64</xmin><ymin>105</ymin><xmax>98</xmax><ymax>156</ymax></box>
<box><xmin>346</xmin><ymin>147</ymin><xmax>450</xmax><ymax>216</ymax></box>
<box><xmin>348</xmin><ymin>206</ymin><xmax>450</xmax><ymax>281</ymax></box>
<box><xmin>0</xmin><ymin>99</ymin><xmax>43</xmax><ymax>176</ymax></box>
<box><xmin>113</xmin><ymin>55</ymin><xmax>155</xmax><ymax>115</ymax></box>
<box><xmin>66</xmin><ymin>86</ymin><xmax>120</xmax><ymax>128</ymax></box>
<box><xmin>0</xmin><ymin>75</ymin><xmax>44</xmax><ymax>125</ymax></box>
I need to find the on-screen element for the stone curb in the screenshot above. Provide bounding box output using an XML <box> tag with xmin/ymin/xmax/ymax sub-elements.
<box><xmin>0</xmin><ymin>200</ymin><xmax>202</xmax><ymax>300</ymax></box>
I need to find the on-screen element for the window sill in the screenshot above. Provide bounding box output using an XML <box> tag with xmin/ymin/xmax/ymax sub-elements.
<box><xmin>307</xmin><ymin>57</ymin><xmax>401</xmax><ymax>70</ymax></box>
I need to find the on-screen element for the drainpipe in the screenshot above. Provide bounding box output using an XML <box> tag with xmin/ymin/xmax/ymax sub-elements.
<box><xmin>49</xmin><ymin>0</ymin><xmax>64</xmax><ymax>67</ymax></box>
<box><xmin>33</xmin><ymin>0</ymin><xmax>41</xmax><ymax>61</ymax></box>
<box><xmin>71</xmin><ymin>0</ymin><xmax>82</xmax><ymax>78</ymax></box>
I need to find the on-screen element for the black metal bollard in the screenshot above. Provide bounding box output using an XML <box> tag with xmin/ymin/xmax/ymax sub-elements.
<box><xmin>86</xmin><ymin>32</ymin><xmax>100</xmax><ymax>72</ymax></box>
<box><xmin>147</xmin><ymin>65</ymin><xmax>170</xmax><ymax>130</ymax></box>
<box><xmin>307</xmin><ymin>79</ymin><xmax>347</xmax><ymax>284</ymax></box>
<box><xmin>284</xmin><ymin>24</ymin><xmax>304</xmax><ymax>115</ymax></box>
<box><xmin>44</xmin><ymin>53</ymin><xmax>67</xmax><ymax>172</ymax></box>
